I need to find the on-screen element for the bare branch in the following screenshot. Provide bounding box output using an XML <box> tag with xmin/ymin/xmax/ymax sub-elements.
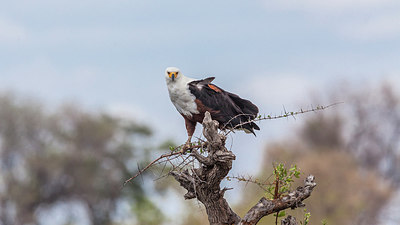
<box><xmin>127</xmin><ymin>111</ymin><xmax>318</xmax><ymax>225</ymax></box>
<box><xmin>239</xmin><ymin>175</ymin><xmax>316</xmax><ymax>225</ymax></box>
<box><xmin>224</xmin><ymin>102</ymin><xmax>343</xmax><ymax>135</ymax></box>
<box><xmin>123</xmin><ymin>144</ymin><xmax>203</xmax><ymax>187</ymax></box>
<box><xmin>226</xmin><ymin>175</ymin><xmax>271</xmax><ymax>192</ymax></box>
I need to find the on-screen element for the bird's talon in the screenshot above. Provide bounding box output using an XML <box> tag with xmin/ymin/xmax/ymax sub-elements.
<box><xmin>180</xmin><ymin>142</ymin><xmax>192</xmax><ymax>154</ymax></box>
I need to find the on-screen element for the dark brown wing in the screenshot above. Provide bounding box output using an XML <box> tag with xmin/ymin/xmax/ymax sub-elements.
<box><xmin>188</xmin><ymin>78</ymin><xmax>259</xmax><ymax>134</ymax></box>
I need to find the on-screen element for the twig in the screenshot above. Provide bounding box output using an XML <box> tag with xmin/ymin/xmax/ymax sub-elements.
<box><xmin>226</xmin><ymin>175</ymin><xmax>272</xmax><ymax>191</ymax></box>
<box><xmin>225</xmin><ymin>102</ymin><xmax>343</xmax><ymax>135</ymax></box>
<box><xmin>122</xmin><ymin>144</ymin><xmax>203</xmax><ymax>187</ymax></box>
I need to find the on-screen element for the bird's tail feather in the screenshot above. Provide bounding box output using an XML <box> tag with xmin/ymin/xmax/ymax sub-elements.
<box><xmin>226</xmin><ymin>92</ymin><xmax>260</xmax><ymax>135</ymax></box>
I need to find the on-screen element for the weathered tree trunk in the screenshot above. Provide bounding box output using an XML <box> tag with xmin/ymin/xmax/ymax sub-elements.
<box><xmin>171</xmin><ymin>112</ymin><xmax>316</xmax><ymax>225</ymax></box>
<box><xmin>171</xmin><ymin>112</ymin><xmax>240</xmax><ymax>224</ymax></box>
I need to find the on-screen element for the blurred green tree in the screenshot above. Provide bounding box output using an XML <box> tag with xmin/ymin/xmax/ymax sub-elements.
<box><xmin>0</xmin><ymin>93</ymin><xmax>163</xmax><ymax>225</ymax></box>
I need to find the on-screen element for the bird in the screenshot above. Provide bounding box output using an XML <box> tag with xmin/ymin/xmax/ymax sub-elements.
<box><xmin>165</xmin><ymin>67</ymin><xmax>260</xmax><ymax>148</ymax></box>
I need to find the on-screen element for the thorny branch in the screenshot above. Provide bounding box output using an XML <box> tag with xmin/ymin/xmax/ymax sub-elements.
<box><xmin>124</xmin><ymin>103</ymin><xmax>338</xmax><ymax>186</ymax></box>
<box><xmin>124</xmin><ymin>110</ymin><xmax>320</xmax><ymax>224</ymax></box>
<box><xmin>123</xmin><ymin>144</ymin><xmax>203</xmax><ymax>187</ymax></box>
<box><xmin>223</xmin><ymin>102</ymin><xmax>342</xmax><ymax>135</ymax></box>
<box><xmin>226</xmin><ymin>175</ymin><xmax>273</xmax><ymax>192</ymax></box>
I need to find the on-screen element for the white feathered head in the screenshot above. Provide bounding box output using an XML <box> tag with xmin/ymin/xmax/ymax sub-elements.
<box><xmin>165</xmin><ymin>67</ymin><xmax>181</xmax><ymax>82</ymax></box>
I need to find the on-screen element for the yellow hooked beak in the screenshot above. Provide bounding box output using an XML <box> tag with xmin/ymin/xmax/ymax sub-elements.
<box><xmin>168</xmin><ymin>72</ymin><xmax>179</xmax><ymax>81</ymax></box>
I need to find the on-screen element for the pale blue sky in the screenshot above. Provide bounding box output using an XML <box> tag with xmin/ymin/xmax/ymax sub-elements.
<box><xmin>1</xmin><ymin>0</ymin><xmax>400</xmax><ymax>173</ymax></box>
<box><xmin>1</xmin><ymin>1</ymin><xmax>400</xmax><ymax>223</ymax></box>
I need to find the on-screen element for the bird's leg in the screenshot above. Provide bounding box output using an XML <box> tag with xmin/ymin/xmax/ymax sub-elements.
<box><xmin>185</xmin><ymin>135</ymin><xmax>192</xmax><ymax>147</ymax></box>
<box><xmin>181</xmin><ymin>117</ymin><xmax>196</xmax><ymax>154</ymax></box>
<box><xmin>181</xmin><ymin>136</ymin><xmax>192</xmax><ymax>154</ymax></box>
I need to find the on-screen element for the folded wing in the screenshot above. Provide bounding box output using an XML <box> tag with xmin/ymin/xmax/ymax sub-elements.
<box><xmin>188</xmin><ymin>78</ymin><xmax>260</xmax><ymax>135</ymax></box>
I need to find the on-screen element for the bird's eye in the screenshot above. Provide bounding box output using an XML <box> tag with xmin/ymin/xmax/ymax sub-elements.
<box><xmin>176</xmin><ymin>72</ymin><xmax>179</xmax><ymax>75</ymax></box>
<box><xmin>167</xmin><ymin>72</ymin><xmax>171</xmax><ymax>75</ymax></box>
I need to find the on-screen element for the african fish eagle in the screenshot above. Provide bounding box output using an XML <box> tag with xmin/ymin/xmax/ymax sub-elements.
<box><xmin>165</xmin><ymin>67</ymin><xmax>260</xmax><ymax>146</ymax></box>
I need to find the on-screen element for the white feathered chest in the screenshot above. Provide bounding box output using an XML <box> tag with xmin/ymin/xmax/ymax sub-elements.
<box><xmin>166</xmin><ymin>76</ymin><xmax>199</xmax><ymax>117</ymax></box>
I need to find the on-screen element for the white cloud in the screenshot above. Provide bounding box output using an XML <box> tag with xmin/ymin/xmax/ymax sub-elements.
<box><xmin>264</xmin><ymin>0</ymin><xmax>399</xmax><ymax>13</ymax></box>
<box><xmin>0</xmin><ymin>18</ymin><xmax>27</xmax><ymax>43</ymax></box>
<box><xmin>263</xmin><ymin>0</ymin><xmax>400</xmax><ymax>41</ymax></box>
<box><xmin>241</xmin><ymin>73</ymin><xmax>323</xmax><ymax>112</ymax></box>
<box><xmin>340</xmin><ymin>14</ymin><xmax>400</xmax><ymax>40</ymax></box>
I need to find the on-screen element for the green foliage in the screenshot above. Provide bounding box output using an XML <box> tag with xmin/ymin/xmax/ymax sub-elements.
<box><xmin>227</xmin><ymin>163</ymin><xmax>303</xmax><ymax>225</ymax></box>
<box><xmin>300</xmin><ymin>209</ymin><xmax>311</xmax><ymax>225</ymax></box>
<box><xmin>273</xmin><ymin>210</ymin><xmax>286</xmax><ymax>218</ymax></box>
<box><xmin>227</xmin><ymin>163</ymin><xmax>302</xmax><ymax>201</ymax></box>
<box><xmin>158</xmin><ymin>139</ymin><xmax>177</xmax><ymax>151</ymax></box>
<box><xmin>268</xmin><ymin>163</ymin><xmax>302</xmax><ymax>225</ymax></box>
<box><xmin>266</xmin><ymin>163</ymin><xmax>301</xmax><ymax>199</ymax></box>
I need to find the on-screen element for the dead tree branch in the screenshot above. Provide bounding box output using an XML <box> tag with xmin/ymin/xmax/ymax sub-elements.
<box><xmin>170</xmin><ymin>112</ymin><xmax>317</xmax><ymax>225</ymax></box>
<box><xmin>124</xmin><ymin>104</ymin><xmax>336</xmax><ymax>187</ymax></box>
<box><xmin>170</xmin><ymin>112</ymin><xmax>241</xmax><ymax>224</ymax></box>
<box><xmin>239</xmin><ymin>175</ymin><xmax>316</xmax><ymax>225</ymax></box>
<box><xmin>123</xmin><ymin>144</ymin><xmax>203</xmax><ymax>187</ymax></box>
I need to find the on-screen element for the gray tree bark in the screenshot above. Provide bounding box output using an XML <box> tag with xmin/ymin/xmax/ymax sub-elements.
<box><xmin>281</xmin><ymin>215</ymin><xmax>298</xmax><ymax>225</ymax></box>
<box><xmin>171</xmin><ymin>112</ymin><xmax>316</xmax><ymax>225</ymax></box>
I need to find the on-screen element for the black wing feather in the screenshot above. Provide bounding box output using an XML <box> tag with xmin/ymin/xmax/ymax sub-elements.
<box><xmin>190</xmin><ymin>77</ymin><xmax>215</xmax><ymax>85</ymax></box>
<box><xmin>188</xmin><ymin>78</ymin><xmax>259</xmax><ymax>134</ymax></box>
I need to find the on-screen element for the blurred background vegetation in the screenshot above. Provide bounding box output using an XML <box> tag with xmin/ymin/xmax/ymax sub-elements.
<box><xmin>180</xmin><ymin>82</ymin><xmax>400</xmax><ymax>225</ymax></box>
<box><xmin>1</xmin><ymin>81</ymin><xmax>399</xmax><ymax>225</ymax></box>
<box><xmin>0</xmin><ymin>92</ymin><xmax>165</xmax><ymax>225</ymax></box>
